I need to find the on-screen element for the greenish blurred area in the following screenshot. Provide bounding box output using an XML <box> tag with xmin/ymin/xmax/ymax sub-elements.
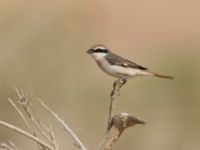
<box><xmin>0</xmin><ymin>0</ymin><xmax>200</xmax><ymax>150</ymax></box>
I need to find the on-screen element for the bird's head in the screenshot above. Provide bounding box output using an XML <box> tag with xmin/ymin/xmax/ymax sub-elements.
<box><xmin>87</xmin><ymin>44</ymin><xmax>110</xmax><ymax>60</ymax></box>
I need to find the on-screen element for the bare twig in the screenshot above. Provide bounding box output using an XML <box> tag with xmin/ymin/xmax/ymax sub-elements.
<box><xmin>14</xmin><ymin>88</ymin><xmax>51</xmax><ymax>150</ymax></box>
<box><xmin>1</xmin><ymin>87</ymin><xmax>146</xmax><ymax>150</ymax></box>
<box><xmin>38</xmin><ymin>99</ymin><xmax>87</xmax><ymax>150</ymax></box>
<box><xmin>0</xmin><ymin>120</ymin><xmax>53</xmax><ymax>150</ymax></box>
<box><xmin>32</xmin><ymin>119</ymin><xmax>53</xmax><ymax>145</ymax></box>
<box><xmin>107</xmin><ymin>79</ymin><xmax>127</xmax><ymax>131</ymax></box>
<box><xmin>8</xmin><ymin>98</ymin><xmax>32</xmax><ymax>132</ymax></box>
<box><xmin>0</xmin><ymin>143</ymin><xmax>13</xmax><ymax>150</ymax></box>
<box><xmin>27</xmin><ymin>103</ymin><xmax>54</xmax><ymax>144</ymax></box>
<box><xmin>7</xmin><ymin>141</ymin><xmax>20</xmax><ymax>150</ymax></box>
<box><xmin>0</xmin><ymin>142</ymin><xmax>19</xmax><ymax>150</ymax></box>
<box><xmin>48</xmin><ymin>126</ymin><xmax>59</xmax><ymax>150</ymax></box>
<box><xmin>99</xmin><ymin>113</ymin><xmax>145</xmax><ymax>150</ymax></box>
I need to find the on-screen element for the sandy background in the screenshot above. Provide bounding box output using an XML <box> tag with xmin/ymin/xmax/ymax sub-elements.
<box><xmin>0</xmin><ymin>0</ymin><xmax>200</xmax><ymax>150</ymax></box>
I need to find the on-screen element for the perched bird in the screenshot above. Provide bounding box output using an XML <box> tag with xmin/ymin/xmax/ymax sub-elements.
<box><xmin>87</xmin><ymin>44</ymin><xmax>173</xmax><ymax>80</ymax></box>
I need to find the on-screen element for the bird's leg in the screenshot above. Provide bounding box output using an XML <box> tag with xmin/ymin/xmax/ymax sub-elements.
<box><xmin>110</xmin><ymin>78</ymin><xmax>127</xmax><ymax>97</ymax></box>
<box><xmin>110</xmin><ymin>79</ymin><xmax>126</xmax><ymax>98</ymax></box>
<box><xmin>119</xmin><ymin>79</ymin><xmax>127</xmax><ymax>88</ymax></box>
<box><xmin>110</xmin><ymin>80</ymin><xmax>119</xmax><ymax>97</ymax></box>
<box><xmin>116</xmin><ymin>79</ymin><xmax>127</xmax><ymax>94</ymax></box>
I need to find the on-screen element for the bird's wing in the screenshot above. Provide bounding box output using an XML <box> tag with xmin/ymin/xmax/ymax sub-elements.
<box><xmin>105</xmin><ymin>53</ymin><xmax>148</xmax><ymax>70</ymax></box>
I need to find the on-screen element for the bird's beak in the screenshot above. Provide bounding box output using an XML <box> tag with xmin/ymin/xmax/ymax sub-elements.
<box><xmin>87</xmin><ymin>49</ymin><xmax>93</xmax><ymax>54</ymax></box>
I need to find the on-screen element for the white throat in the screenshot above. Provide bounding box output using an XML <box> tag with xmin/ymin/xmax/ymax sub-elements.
<box><xmin>91</xmin><ymin>53</ymin><xmax>107</xmax><ymax>60</ymax></box>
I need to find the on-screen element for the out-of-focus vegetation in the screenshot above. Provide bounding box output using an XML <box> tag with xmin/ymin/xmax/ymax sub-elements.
<box><xmin>0</xmin><ymin>0</ymin><xmax>200</xmax><ymax>150</ymax></box>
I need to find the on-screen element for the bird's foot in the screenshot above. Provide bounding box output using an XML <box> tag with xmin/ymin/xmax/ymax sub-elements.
<box><xmin>118</xmin><ymin>79</ymin><xmax>127</xmax><ymax>89</ymax></box>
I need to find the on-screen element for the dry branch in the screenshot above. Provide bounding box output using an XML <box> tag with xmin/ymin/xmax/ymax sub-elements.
<box><xmin>0</xmin><ymin>120</ymin><xmax>53</xmax><ymax>150</ymax></box>
<box><xmin>39</xmin><ymin>99</ymin><xmax>87</xmax><ymax>150</ymax></box>
<box><xmin>8</xmin><ymin>98</ymin><xmax>32</xmax><ymax>132</ymax></box>
<box><xmin>107</xmin><ymin>79</ymin><xmax>127</xmax><ymax>131</ymax></box>
<box><xmin>0</xmin><ymin>87</ymin><xmax>145</xmax><ymax>150</ymax></box>
<box><xmin>1</xmin><ymin>88</ymin><xmax>88</xmax><ymax>150</ymax></box>
<box><xmin>0</xmin><ymin>141</ymin><xmax>19</xmax><ymax>150</ymax></box>
<box><xmin>99</xmin><ymin>113</ymin><xmax>145</xmax><ymax>150</ymax></box>
<box><xmin>14</xmin><ymin>88</ymin><xmax>54</xmax><ymax>150</ymax></box>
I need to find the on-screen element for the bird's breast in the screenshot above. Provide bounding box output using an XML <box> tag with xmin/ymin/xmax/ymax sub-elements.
<box><xmin>96</xmin><ymin>59</ymin><xmax>138</xmax><ymax>78</ymax></box>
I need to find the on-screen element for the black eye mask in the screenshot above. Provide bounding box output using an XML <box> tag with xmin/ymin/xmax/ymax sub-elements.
<box><xmin>93</xmin><ymin>48</ymin><xmax>108</xmax><ymax>53</ymax></box>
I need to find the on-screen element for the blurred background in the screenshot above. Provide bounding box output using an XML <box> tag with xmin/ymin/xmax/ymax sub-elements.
<box><xmin>0</xmin><ymin>0</ymin><xmax>200</xmax><ymax>150</ymax></box>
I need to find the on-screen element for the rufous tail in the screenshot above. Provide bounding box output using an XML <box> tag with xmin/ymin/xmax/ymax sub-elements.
<box><xmin>149</xmin><ymin>71</ymin><xmax>174</xmax><ymax>79</ymax></box>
